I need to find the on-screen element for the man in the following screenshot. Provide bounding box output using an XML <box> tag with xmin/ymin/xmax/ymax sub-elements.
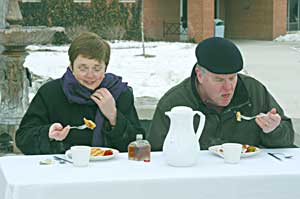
<box><xmin>147</xmin><ymin>37</ymin><xmax>295</xmax><ymax>151</ymax></box>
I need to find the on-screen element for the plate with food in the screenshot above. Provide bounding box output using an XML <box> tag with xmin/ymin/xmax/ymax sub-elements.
<box><xmin>208</xmin><ymin>144</ymin><xmax>261</xmax><ymax>158</ymax></box>
<box><xmin>65</xmin><ymin>147</ymin><xmax>119</xmax><ymax>161</ymax></box>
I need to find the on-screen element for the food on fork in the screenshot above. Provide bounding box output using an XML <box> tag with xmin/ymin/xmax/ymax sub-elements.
<box><xmin>236</xmin><ymin>111</ymin><xmax>241</xmax><ymax>122</ymax></box>
<box><xmin>83</xmin><ymin>117</ymin><xmax>96</xmax><ymax>129</ymax></box>
<box><xmin>90</xmin><ymin>148</ymin><xmax>113</xmax><ymax>156</ymax></box>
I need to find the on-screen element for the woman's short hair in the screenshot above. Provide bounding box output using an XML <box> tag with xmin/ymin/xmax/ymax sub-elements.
<box><xmin>68</xmin><ymin>32</ymin><xmax>110</xmax><ymax>69</ymax></box>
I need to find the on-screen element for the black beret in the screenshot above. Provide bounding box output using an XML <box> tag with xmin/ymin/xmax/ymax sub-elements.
<box><xmin>195</xmin><ymin>37</ymin><xmax>243</xmax><ymax>74</ymax></box>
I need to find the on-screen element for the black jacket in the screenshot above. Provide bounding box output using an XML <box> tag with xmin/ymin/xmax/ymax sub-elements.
<box><xmin>147</xmin><ymin>74</ymin><xmax>295</xmax><ymax>151</ymax></box>
<box><xmin>16</xmin><ymin>79</ymin><xmax>144</xmax><ymax>154</ymax></box>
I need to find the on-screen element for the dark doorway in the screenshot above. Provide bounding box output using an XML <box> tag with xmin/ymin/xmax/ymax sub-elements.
<box><xmin>288</xmin><ymin>0</ymin><xmax>300</xmax><ymax>31</ymax></box>
<box><xmin>215</xmin><ymin>0</ymin><xmax>220</xmax><ymax>18</ymax></box>
<box><xmin>181</xmin><ymin>0</ymin><xmax>188</xmax><ymax>29</ymax></box>
<box><xmin>180</xmin><ymin>0</ymin><xmax>188</xmax><ymax>41</ymax></box>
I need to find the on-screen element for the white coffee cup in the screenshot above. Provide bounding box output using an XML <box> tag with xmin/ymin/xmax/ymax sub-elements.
<box><xmin>71</xmin><ymin>146</ymin><xmax>91</xmax><ymax>167</ymax></box>
<box><xmin>221</xmin><ymin>143</ymin><xmax>242</xmax><ymax>164</ymax></box>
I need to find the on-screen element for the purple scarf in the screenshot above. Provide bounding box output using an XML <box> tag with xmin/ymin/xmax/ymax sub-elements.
<box><xmin>61</xmin><ymin>67</ymin><xmax>128</xmax><ymax>146</ymax></box>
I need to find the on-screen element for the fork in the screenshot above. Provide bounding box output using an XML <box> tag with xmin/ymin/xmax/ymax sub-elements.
<box><xmin>69</xmin><ymin>124</ymin><xmax>87</xmax><ymax>130</ymax></box>
<box><xmin>270</xmin><ymin>152</ymin><xmax>293</xmax><ymax>159</ymax></box>
<box><xmin>240</xmin><ymin>113</ymin><xmax>267</xmax><ymax>120</ymax></box>
<box><xmin>53</xmin><ymin>156</ymin><xmax>73</xmax><ymax>164</ymax></box>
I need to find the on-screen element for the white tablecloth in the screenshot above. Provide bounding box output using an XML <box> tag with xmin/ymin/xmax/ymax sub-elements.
<box><xmin>0</xmin><ymin>148</ymin><xmax>300</xmax><ymax>199</ymax></box>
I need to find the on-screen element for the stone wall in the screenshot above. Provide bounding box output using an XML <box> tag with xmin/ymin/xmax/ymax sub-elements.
<box><xmin>134</xmin><ymin>96</ymin><xmax>158</xmax><ymax>120</ymax></box>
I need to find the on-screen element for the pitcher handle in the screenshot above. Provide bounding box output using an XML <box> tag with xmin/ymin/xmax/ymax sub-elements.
<box><xmin>194</xmin><ymin>111</ymin><xmax>206</xmax><ymax>140</ymax></box>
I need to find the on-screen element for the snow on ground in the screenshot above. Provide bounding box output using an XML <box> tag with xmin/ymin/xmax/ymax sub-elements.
<box><xmin>24</xmin><ymin>32</ymin><xmax>300</xmax><ymax>101</ymax></box>
<box><xmin>274</xmin><ymin>31</ymin><xmax>300</xmax><ymax>42</ymax></box>
<box><xmin>25</xmin><ymin>41</ymin><xmax>197</xmax><ymax>100</ymax></box>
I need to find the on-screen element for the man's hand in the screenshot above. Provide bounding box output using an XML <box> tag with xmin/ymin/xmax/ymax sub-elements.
<box><xmin>255</xmin><ymin>108</ymin><xmax>281</xmax><ymax>133</ymax></box>
<box><xmin>91</xmin><ymin>88</ymin><xmax>117</xmax><ymax>126</ymax></box>
<box><xmin>48</xmin><ymin>123</ymin><xmax>70</xmax><ymax>141</ymax></box>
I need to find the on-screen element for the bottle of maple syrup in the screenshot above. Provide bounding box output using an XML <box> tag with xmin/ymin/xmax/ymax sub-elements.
<box><xmin>128</xmin><ymin>134</ymin><xmax>151</xmax><ymax>162</ymax></box>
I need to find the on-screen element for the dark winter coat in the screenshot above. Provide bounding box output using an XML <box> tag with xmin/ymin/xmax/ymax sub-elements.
<box><xmin>147</xmin><ymin>73</ymin><xmax>295</xmax><ymax>151</ymax></box>
<box><xmin>16</xmin><ymin>79</ymin><xmax>144</xmax><ymax>154</ymax></box>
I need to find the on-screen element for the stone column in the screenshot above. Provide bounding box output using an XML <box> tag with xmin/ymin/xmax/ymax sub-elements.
<box><xmin>0</xmin><ymin>46</ymin><xmax>29</xmax><ymax>153</ymax></box>
<box><xmin>0</xmin><ymin>0</ymin><xmax>61</xmax><ymax>154</ymax></box>
<box><xmin>0</xmin><ymin>0</ymin><xmax>9</xmax><ymax>28</ymax></box>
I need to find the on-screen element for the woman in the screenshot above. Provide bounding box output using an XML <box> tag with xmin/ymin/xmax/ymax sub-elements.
<box><xmin>16</xmin><ymin>32</ymin><xmax>144</xmax><ymax>154</ymax></box>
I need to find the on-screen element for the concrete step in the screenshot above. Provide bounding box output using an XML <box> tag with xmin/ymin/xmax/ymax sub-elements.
<box><xmin>292</xmin><ymin>118</ymin><xmax>300</xmax><ymax>147</ymax></box>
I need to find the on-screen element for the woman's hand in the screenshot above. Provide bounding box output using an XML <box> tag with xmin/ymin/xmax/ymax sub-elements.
<box><xmin>91</xmin><ymin>88</ymin><xmax>117</xmax><ymax>126</ymax></box>
<box><xmin>255</xmin><ymin>108</ymin><xmax>281</xmax><ymax>133</ymax></box>
<box><xmin>48</xmin><ymin>123</ymin><xmax>70</xmax><ymax>141</ymax></box>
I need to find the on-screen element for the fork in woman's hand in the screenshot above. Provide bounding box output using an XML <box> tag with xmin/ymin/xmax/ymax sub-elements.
<box><xmin>69</xmin><ymin>118</ymin><xmax>96</xmax><ymax>130</ymax></box>
<box><xmin>69</xmin><ymin>124</ymin><xmax>87</xmax><ymax>130</ymax></box>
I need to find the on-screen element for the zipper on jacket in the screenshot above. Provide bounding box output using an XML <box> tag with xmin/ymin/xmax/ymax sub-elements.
<box><xmin>223</xmin><ymin>100</ymin><xmax>251</xmax><ymax>114</ymax></box>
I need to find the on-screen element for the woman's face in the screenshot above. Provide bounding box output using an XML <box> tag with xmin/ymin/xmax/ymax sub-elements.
<box><xmin>71</xmin><ymin>54</ymin><xmax>106</xmax><ymax>90</ymax></box>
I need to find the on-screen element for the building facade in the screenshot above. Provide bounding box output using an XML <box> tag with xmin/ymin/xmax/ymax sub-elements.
<box><xmin>144</xmin><ymin>0</ymin><xmax>291</xmax><ymax>42</ymax></box>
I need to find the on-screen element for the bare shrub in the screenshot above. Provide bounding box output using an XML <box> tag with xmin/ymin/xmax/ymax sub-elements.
<box><xmin>65</xmin><ymin>25</ymin><xmax>90</xmax><ymax>41</ymax></box>
<box><xmin>99</xmin><ymin>25</ymin><xmax>126</xmax><ymax>40</ymax></box>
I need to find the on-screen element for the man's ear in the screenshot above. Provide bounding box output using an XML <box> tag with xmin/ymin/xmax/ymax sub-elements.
<box><xmin>195</xmin><ymin>67</ymin><xmax>203</xmax><ymax>83</ymax></box>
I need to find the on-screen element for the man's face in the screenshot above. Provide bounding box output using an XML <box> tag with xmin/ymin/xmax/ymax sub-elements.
<box><xmin>196</xmin><ymin>67</ymin><xmax>238</xmax><ymax>107</ymax></box>
<box><xmin>71</xmin><ymin>54</ymin><xmax>106</xmax><ymax>90</ymax></box>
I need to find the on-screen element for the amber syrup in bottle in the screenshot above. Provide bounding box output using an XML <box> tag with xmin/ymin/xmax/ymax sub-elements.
<box><xmin>128</xmin><ymin>134</ymin><xmax>151</xmax><ymax>161</ymax></box>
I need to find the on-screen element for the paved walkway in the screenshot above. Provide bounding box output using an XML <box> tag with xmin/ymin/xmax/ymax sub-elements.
<box><xmin>236</xmin><ymin>40</ymin><xmax>300</xmax><ymax>119</ymax></box>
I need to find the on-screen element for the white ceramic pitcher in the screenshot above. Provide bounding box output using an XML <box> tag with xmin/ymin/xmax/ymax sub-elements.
<box><xmin>163</xmin><ymin>106</ymin><xmax>206</xmax><ymax>167</ymax></box>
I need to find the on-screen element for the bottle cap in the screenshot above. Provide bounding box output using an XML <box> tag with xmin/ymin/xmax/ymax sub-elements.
<box><xmin>136</xmin><ymin>134</ymin><xmax>143</xmax><ymax>140</ymax></box>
